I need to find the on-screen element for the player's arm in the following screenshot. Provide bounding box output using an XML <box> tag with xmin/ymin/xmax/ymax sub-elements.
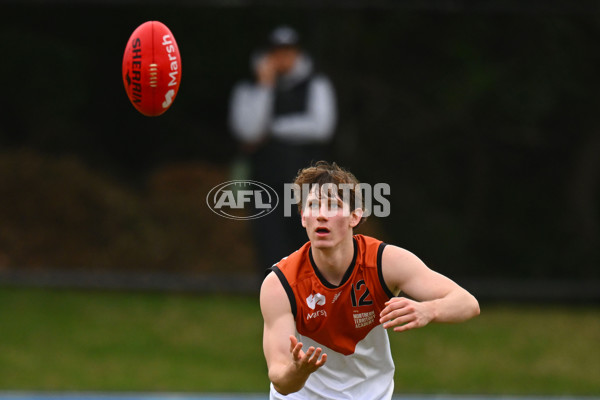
<box><xmin>379</xmin><ymin>245</ymin><xmax>480</xmax><ymax>332</ymax></box>
<box><xmin>260</xmin><ymin>271</ymin><xmax>327</xmax><ymax>395</ymax></box>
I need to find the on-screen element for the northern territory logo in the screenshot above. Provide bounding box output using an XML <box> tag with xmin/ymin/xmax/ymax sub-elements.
<box><xmin>206</xmin><ymin>180</ymin><xmax>279</xmax><ymax>220</ymax></box>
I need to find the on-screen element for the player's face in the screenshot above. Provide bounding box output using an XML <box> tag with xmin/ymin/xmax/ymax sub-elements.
<box><xmin>301</xmin><ymin>187</ymin><xmax>362</xmax><ymax>249</ymax></box>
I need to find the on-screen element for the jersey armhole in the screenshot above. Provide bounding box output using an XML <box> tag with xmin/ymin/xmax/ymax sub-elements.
<box><xmin>271</xmin><ymin>266</ymin><xmax>298</xmax><ymax>319</ymax></box>
<box><xmin>377</xmin><ymin>243</ymin><xmax>395</xmax><ymax>299</ymax></box>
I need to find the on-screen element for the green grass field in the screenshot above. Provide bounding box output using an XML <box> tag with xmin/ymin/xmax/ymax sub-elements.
<box><xmin>0</xmin><ymin>287</ymin><xmax>598</xmax><ymax>395</ymax></box>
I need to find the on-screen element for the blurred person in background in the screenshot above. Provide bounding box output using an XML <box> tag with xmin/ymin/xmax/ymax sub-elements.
<box><xmin>229</xmin><ymin>25</ymin><xmax>338</xmax><ymax>278</ymax></box>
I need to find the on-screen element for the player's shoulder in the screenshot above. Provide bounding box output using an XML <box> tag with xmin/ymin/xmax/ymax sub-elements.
<box><xmin>353</xmin><ymin>234</ymin><xmax>411</xmax><ymax>257</ymax></box>
<box><xmin>260</xmin><ymin>271</ymin><xmax>289</xmax><ymax>308</ymax></box>
<box><xmin>354</xmin><ymin>233</ymin><xmax>379</xmax><ymax>242</ymax></box>
<box><xmin>274</xmin><ymin>242</ymin><xmax>311</xmax><ymax>273</ymax></box>
<box><xmin>380</xmin><ymin>243</ymin><xmax>421</xmax><ymax>266</ymax></box>
<box><xmin>261</xmin><ymin>270</ymin><xmax>283</xmax><ymax>294</ymax></box>
<box><xmin>260</xmin><ymin>272</ymin><xmax>295</xmax><ymax>322</ymax></box>
<box><xmin>261</xmin><ymin>243</ymin><xmax>311</xmax><ymax>294</ymax></box>
<box><xmin>379</xmin><ymin>243</ymin><xmax>430</xmax><ymax>290</ymax></box>
<box><xmin>354</xmin><ymin>234</ymin><xmax>384</xmax><ymax>252</ymax></box>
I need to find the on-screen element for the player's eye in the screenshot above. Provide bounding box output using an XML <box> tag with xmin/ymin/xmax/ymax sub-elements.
<box><xmin>308</xmin><ymin>202</ymin><xmax>319</xmax><ymax>209</ymax></box>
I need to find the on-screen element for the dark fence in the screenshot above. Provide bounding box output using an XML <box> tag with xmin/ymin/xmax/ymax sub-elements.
<box><xmin>0</xmin><ymin>1</ymin><xmax>599</xmax><ymax>301</ymax></box>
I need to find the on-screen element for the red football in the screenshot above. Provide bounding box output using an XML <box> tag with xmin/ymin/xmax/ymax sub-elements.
<box><xmin>122</xmin><ymin>21</ymin><xmax>182</xmax><ymax>117</ymax></box>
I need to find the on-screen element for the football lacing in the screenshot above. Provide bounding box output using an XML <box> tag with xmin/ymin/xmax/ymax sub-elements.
<box><xmin>149</xmin><ymin>63</ymin><xmax>158</xmax><ymax>88</ymax></box>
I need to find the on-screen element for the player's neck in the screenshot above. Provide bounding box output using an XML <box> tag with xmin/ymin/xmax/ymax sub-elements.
<box><xmin>311</xmin><ymin>236</ymin><xmax>355</xmax><ymax>286</ymax></box>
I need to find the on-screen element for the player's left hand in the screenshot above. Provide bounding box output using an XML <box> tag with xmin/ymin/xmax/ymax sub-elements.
<box><xmin>379</xmin><ymin>297</ymin><xmax>435</xmax><ymax>332</ymax></box>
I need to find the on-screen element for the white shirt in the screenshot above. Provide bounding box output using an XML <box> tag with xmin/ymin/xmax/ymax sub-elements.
<box><xmin>228</xmin><ymin>53</ymin><xmax>337</xmax><ymax>146</ymax></box>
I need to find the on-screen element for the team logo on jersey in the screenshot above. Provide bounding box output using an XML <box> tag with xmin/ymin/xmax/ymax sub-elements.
<box><xmin>306</xmin><ymin>293</ymin><xmax>326</xmax><ymax>310</ymax></box>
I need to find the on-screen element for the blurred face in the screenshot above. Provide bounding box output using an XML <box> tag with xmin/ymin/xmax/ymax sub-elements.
<box><xmin>301</xmin><ymin>186</ymin><xmax>363</xmax><ymax>249</ymax></box>
<box><xmin>270</xmin><ymin>46</ymin><xmax>299</xmax><ymax>74</ymax></box>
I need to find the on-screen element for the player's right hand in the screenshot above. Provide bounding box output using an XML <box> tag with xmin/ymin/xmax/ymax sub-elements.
<box><xmin>289</xmin><ymin>335</ymin><xmax>327</xmax><ymax>373</ymax></box>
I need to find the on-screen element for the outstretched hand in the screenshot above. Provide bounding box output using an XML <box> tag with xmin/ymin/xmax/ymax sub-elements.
<box><xmin>379</xmin><ymin>297</ymin><xmax>435</xmax><ymax>332</ymax></box>
<box><xmin>289</xmin><ymin>335</ymin><xmax>327</xmax><ymax>373</ymax></box>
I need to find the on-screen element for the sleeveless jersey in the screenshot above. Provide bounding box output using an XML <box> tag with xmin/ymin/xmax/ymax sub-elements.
<box><xmin>269</xmin><ymin>234</ymin><xmax>396</xmax><ymax>399</ymax></box>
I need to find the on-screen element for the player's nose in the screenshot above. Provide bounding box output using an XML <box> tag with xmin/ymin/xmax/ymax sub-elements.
<box><xmin>317</xmin><ymin>203</ymin><xmax>329</xmax><ymax>220</ymax></box>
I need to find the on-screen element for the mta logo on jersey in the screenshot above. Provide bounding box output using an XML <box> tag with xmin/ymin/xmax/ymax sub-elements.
<box><xmin>206</xmin><ymin>180</ymin><xmax>279</xmax><ymax>220</ymax></box>
<box><xmin>306</xmin><ymin>293</ymin><xmax>327</xmax><ymax>320</ymax></box>
<box><xmin>306</xmin><ymin>293</ymin><xmax>326</xmax><ymax>310</ymax></box>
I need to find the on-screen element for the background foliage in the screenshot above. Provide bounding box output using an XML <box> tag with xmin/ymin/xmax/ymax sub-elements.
<box><xmin>0</xmin><ymin>3</ymin><xmax>599</xmax><ymax>283</ymax></box>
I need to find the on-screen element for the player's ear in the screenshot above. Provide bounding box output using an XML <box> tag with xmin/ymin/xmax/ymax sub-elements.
<box><xmin>301</xmin><ymin>209</ymin><xmax>307</xmax><ymax>228</ymax></box>
<box><xmin>350</xmin><ymin>208</ymin><xmax>363</xmax><ymax>228</ymax></box>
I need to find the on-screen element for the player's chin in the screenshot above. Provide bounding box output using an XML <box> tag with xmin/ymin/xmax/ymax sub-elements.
<box><xmin>310</xmin><ymin>239</ymin><xmax>334</xmax><ymax>249</ymax></box>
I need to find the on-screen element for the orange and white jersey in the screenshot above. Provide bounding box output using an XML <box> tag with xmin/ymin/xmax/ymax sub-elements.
<box><xmin>269</xmin><ymin>234</ymin><xmax>396</xmax><ymax>399</ymax></box>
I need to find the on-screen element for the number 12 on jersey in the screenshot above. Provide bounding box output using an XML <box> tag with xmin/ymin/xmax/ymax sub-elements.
<box><xmin>351</xmin><ymin>280</ymin><xmax>373</xmax><ymax>307</ymax></box>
